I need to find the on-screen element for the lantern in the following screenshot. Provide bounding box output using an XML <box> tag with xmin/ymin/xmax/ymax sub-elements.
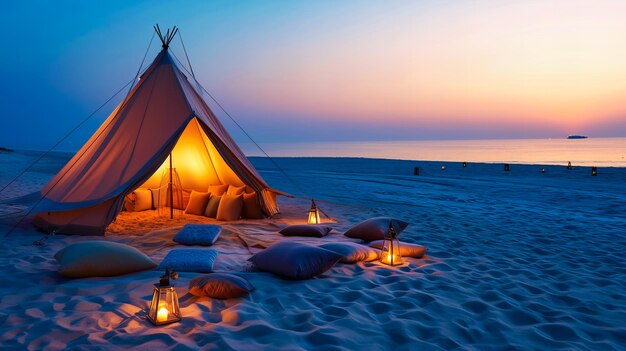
<box><xmin>147</xmin><ymin>267</ymin><xmax>182</xmax><ymax>325</ymax></box>
<box><xmin>380</xmin><ymin>221</ymin><xmax>403</xmax><ymax>266</ymax></box>
<box><xmin>307</xmin><ymin>199</ymin><xmax>321</xmax><ymax>224</ymax></box>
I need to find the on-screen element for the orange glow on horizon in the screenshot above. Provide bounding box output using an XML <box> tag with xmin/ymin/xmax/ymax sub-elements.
<box><xmin>207</xmin><ymin>0</ymin><xmax>626</xmax><ymax>135</ymax></box>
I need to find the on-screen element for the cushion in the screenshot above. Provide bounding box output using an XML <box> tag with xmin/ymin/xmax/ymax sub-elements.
<box><xmin>124</xmin><ymin>189</ymin><xmax>152</xmax><ymax>212</ymax></box>
<box><xmin>343</xmin><ymin>217</ymin><xmax>410</xmax><ymax>242</ymax></box>
<box><xmin>248</xmin><ymin>242</ymin><xmax>342</xmax><ymax>279</ymax></box>
<box><xmin>227</xmin><ymin>185</ymin><xmax>246</xmax><ymax>196</ymax></box>
<box><xmin>242</xmin><ymin>192</ymin><xmax>263</xmax><ymax>219</ymax></box>
<box><xmin>319</xmin><ymin>242</ymin><xmax>380</xmax><ymax>263</ymax></box>
<box><xmin>216</xmin><ymin>194</ymin><xmax>244</xmax><ymax>221</ymax></box>
<box><xmin>173</xmin><ymin>224</ymin><xmax>222</xmax><ymax>246</ymax></box>
<box><xmin>150</xmin><ymin>189</ymin><xmax>189</xmax><ymax>210</ymax></box>
<box><xmin>204</xmin><ymin>194</ymin><xmax>222</xmax><ymax>218</ymax></box>
<box><xmin>189</xmin><ymin>273</ymin><xmax>254</xmax><ymax>299</ymax></box>
<box><xmin>54</xmin><ymin>241</ymin><xmax>156</xmax><ymax>278</ymax></box>
<box><xmin>369</xmin><ymin>240</ymin><xmax>427</xmax><ymax>258</ymax></box>
<box><xmin>184</xmin><ymin>191</ymin><xmax>211</xmax><ymax>215</ymax></box>
<box><xmin>158</xmin><ymin>249</ymin><xmax>218</xmax><ymax>273</ymax></box>
<box><xmin>279</xmin><ymin>225</ymin><xmax>333</xmax><ymax>238</ymax></box>
<box><xmin>207</xmin><ymin>184</ymin><xmax>229</xmax><ymax>196</ymax></box>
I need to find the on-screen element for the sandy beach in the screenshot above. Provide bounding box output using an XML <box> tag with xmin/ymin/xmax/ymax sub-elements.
<box><xmin>0</xmin><ymin>150</ymin><xmax>625</xmax><ymax>350</ymax></box>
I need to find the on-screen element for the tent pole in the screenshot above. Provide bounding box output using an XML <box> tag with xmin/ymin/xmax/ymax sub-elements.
<box><xmin>169</xmin><ymin>153</ymin><xmax>173</xmax><ymax>219</ymax></box>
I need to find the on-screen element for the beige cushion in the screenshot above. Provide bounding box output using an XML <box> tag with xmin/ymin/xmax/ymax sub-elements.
<box><xmin>204</xmin><ymin>194</ymin><xmax>222</xmax><ymax>218</ymax></box>
<box><xmin>124</xmin><ymin>188</ymin><xmax>152</xmax><ymax>212</ymax></box>
<box><xmin>55</xmin><ymin>241</ymin><xmax>156</xmax><ymax>278</ymax></box>
<box><xmin>207</xmin><ymin>184</ymin><xmax>228</xmax><ymax>196</ymax></box>
<box><xmin>184</xmin><ymin>191</ymin><xmax>211</xmax><ymax>215</ymax></box>
<box><xmin>369</xmin><ymin>240</ymin><xmax>427</xmax><ymax>258</ymax></box>
<box><xmin>242</xmin><ymin>192</ymin><xmax>263</xmax><ymax>219</ymax></box>
<box><xmin>216</xmin><ymin>194</ymin><xmax>244</xmax><ymax>221</ymax></box>
<box><xmin>227</xmin><ymin>185</ymin><xmax>246</xmax><ymax>195</ymax></box>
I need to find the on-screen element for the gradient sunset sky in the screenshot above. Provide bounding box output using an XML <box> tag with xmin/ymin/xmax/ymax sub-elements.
<box><xmin>1</xmin><ymin>0</ymin><xmax>626</xmax><ymax>150</ymax></box>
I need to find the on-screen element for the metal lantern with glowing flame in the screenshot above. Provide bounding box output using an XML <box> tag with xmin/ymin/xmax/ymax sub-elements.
<box><xmin>380</xmin><ymin>221</ymin><xmax>403</xmax><ymax>266</ymax></box>
<box><xmin>307</xmin><ymin>199</ymin><xmax>321</xmax><ymax>224</ymax></box>
<box><xmin>147</xmin><ymin>267</ymin><xmax>182</xmax><ymax>325</ymax></box>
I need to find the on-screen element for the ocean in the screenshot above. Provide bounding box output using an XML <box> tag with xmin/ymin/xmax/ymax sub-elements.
<box><xmin>243</xmin><ymin>137</ymin><xmax>626</xmax><ymax>167</ymax></box>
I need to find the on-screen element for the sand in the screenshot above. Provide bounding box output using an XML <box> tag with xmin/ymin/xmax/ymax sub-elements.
<box><xmin>0</xmin><ymin>150</ymin><xmax>625</xmax><ymax>350</ymax></box>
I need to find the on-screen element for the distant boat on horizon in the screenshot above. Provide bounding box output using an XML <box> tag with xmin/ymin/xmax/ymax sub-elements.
<box><xmin>567</xmin><ymin>135</ymin><xmax>588</xmax><ymax>139</ymax></box>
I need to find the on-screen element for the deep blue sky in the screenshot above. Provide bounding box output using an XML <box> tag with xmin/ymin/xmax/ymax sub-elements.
<box><xmin>2</xmin><ymin>1</ymin><xmax>626</xmax><ymax>151</ymax></box>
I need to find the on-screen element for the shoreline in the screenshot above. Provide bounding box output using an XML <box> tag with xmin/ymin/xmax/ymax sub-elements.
<box><xmin>3</xmin><ymin>148</ymin><xmax>626</xmax><ymax>170</ymax></box>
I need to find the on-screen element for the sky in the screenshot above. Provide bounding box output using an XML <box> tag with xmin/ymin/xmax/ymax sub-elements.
<box><xmin>1</xmin><ymin>0</ymin><xmax>626</xmax><ymax>151</ymax></box>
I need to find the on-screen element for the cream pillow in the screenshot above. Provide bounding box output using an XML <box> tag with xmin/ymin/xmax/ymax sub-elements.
<box><xmin>124</xmin><ymin>188</ymin><xmax>153</xmax><ymax>212</ymax></box>
<box><xmin>242</xmin><ymin>192</ymin><xmax>263</xmax><ymax>219</ymax></box>
<box><xmin>216</xmin><ymin>194</ymin><xmax>244</xmax><ymax>221</ymax></box>
<box><xmin>55</xmin><ymin>241</ymin><xmax>156</xmax><ymax>278</ymax></box>
<box><xmin>184</xmin><ymin>191</ymin><xmax>211</xmax><ymax>215</ymax></box>
<box><xmin>227</xmin><ymin>185</ymin><xmax>246</xmax><ymax>195</ymax></box>
<box><xmin>207</xmin><ymin>184</ymin><xmax>229</xmax><ymax>196</ymax></box>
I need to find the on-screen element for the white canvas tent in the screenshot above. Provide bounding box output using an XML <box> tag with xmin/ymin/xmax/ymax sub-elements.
<box><xmin>33</xmin><ymin>27</ymin><xmax>280</xmax><ymax>235</ymax></box>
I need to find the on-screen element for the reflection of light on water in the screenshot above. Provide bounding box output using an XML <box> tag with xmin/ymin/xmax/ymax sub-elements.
<box><xmin>245</xmin><ymin>137</ymin><xmax>626</xmax><ymax>167</ymax></box>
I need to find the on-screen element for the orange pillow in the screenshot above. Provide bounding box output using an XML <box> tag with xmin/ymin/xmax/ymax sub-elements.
<box><xmin>207</xmin><ymin>184</ymin><xmax>228</xmax><ymax>196</ymax></box>
<box><xmin>216</xmin><ymin>194</ymin><xmax>244</xmax><ymax>221</ymax></box>
<box><xmin>227</xmin><ymin>184</ymin><xmax>246</xmax><ymax>195</ymax></box>
<box><xmin>242</xmin><ymin>192</ymin><xmax>263</xmax><ymax>219</ymax></box>
<box><xmin>185</xmin><ymin>191</ymin><xmax>211</xmax><ymax>215</ymax></box>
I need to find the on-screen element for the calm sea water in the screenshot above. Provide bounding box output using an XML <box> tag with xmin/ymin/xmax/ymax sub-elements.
<box><xmin>245</xmin><ymin>137</ymin><xmax>626</xmax><ymax>167</ymax></box>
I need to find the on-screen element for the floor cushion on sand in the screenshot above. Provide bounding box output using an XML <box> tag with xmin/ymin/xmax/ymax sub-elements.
<box><xmin>55</xmin><ymin>241</ymin><xmax>156</xmax><ymax>278</ymax></box>
<box><xmin>216</xmin><ymin>194</ymin><xmax>244</xmax><ymax>221</ymax></box>
<box><xmin>124</xmin><ymin>188</ymin><xmax>153</xmax><ymax>212</ymax></box>
<box><xmin>242</xmin><ymin>192</ymin><xmax>263</xmax><ymax>219</ymax></box>
<box><xmin>279</xmin><ymin>225</ymin><xmax>333</xmax><ymax>238</ymax></box>
<box><xmin>319</xmin><ymin>242</ymin><xmax>380</xmax><ymax>263</ymax></box>
<box><xmin>207</xmin><ymin>184</ymin><xmax>229</xmax><ymax>196</ymax></box>
<box><xmin>227</xmin><ymin>184</ymin><xmax>246</xmax><ymax>196</ymax></box>
<box><xmin>204</xmin><ymin>194</ymin><xmax>222</xmax><ymax>218</ymax></box>
<box><xmin>369</xmin><ymin>240</ymin><xmax>427</xmax><ymax>258</ymax></box>
<box><xmin>173</xmin><ymin>224</ymin><xmax>221</xmax><ymax>246</ymax></box>
<box><xmin>343</xmin><ymin>217</ymin><xmax>409</xmax><ymax>242</ymax></box>
<box><xmin>158</xmin><ymin>249</ymin><xmax>218</xmax><ymax>273</ymax></box>
<box><xmin>248</xmin><ymin>242</ymin><xmax>342</xmax><ymax>280</ymax></box>
<box><xmin>189</xmin><ymin>273</ymin><xmax>254</xmax><ymax>299</ymax></box>
<box><xmin>185</xmin><ymin>191</ymin><xmax>211</xmax><ymax>215</ymax></box>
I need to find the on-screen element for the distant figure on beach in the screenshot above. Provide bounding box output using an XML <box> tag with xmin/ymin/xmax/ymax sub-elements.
<box><xmin>567</xmin><ymin>161</ymin><xmax>573</xmax><ymax>170</ymax></box>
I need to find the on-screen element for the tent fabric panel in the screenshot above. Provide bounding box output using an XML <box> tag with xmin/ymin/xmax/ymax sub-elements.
<box><xmin>33</xmin><ymin>198</ymin><xmax>118</xmax><ymax>236</ymax></box>
<box><xmin>41</xmin><ymin>52</ymin><xmax>193</xmax><ymax>204</ymax></box>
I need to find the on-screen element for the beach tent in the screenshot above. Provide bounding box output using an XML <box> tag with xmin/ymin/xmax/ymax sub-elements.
<box><xmin>33</xmin><ymin>27</ymin><xmax>280</xmax><ymax>235</ymax></box>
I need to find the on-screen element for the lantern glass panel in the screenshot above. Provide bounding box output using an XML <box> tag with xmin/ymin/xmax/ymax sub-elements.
<box><xmin>148</xmin><ymin>285</ymin><xmax>182</xmax><ymax>325</ymax></box>
<box><xmin>380</xmin><ymin>238</ymin><xmax>403</xmax><ymax>266</ymax></box>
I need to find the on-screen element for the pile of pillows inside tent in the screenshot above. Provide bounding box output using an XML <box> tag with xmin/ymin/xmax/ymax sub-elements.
<box><xmin>54</xmin><ymin>217</ymin><xmax>427</xmax><ymax>300</ymax></box>
<box><xmin>124</xmin><ymin>184</ymin><xmax>263</xmax><ymax>220</ymax></box>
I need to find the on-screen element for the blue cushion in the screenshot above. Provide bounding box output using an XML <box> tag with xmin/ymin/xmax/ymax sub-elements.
<box><xmin>158</xmin><ymin>249</ymin><xmax>218</xmax><ymax>273</ymax></box>
<box><xmin>319</xmin><ymin>242</ymin><xmax>380</xmax><ymax>263</ymax></box>
<box><xmin>248</xmin><ymin>242</ymin><xmax>342</xmax><ymax>280</ymax></box>
<box><xmin>173</xmin><ymin>224</ymin><xmax>222</xmax><ymax>246</ymax></box>
<box><xmin>189</xmin><ymin>273</ymin><xmax>254</xmax><ymax>299</ymax></box>
<box><xmin>279</xmin><ymin>225</ymin><xmax>333</xmax><ymax>237</ymax></box>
